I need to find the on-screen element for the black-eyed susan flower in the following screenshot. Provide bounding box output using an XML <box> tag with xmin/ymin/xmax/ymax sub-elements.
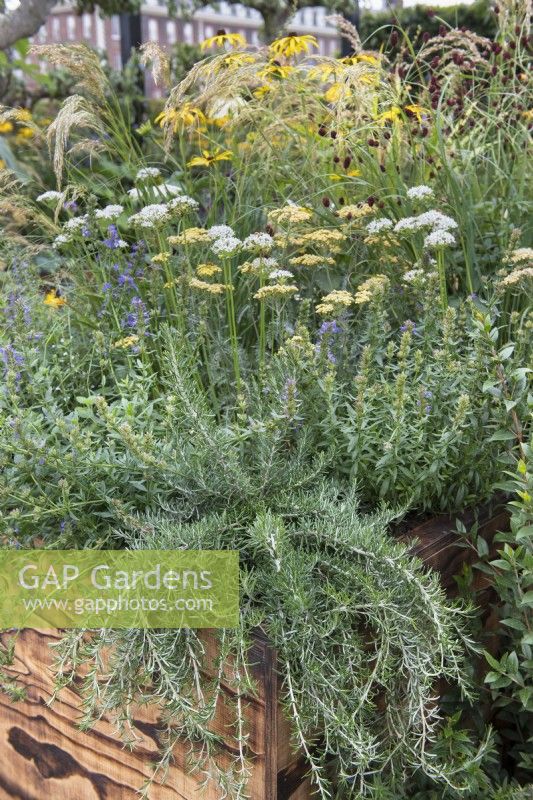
<box><xmin>269</xmin><ymin>34</ymin><xmax>317</xmax><ymax>60</ymax></box>
<box><xmin>257</xmin><ymin>62</ymin><xmax>295</xmax><ymax>80</ymax></box>
<box><xmin>155</xmin><ymin>104</ymin><xmax>206</xmax><ymax>132</ymax></box>
<box><xmin>187</xmin><ymin>148</ymin><xmax>233</xmax><ymax>168</ymax></box>
<box><xmin>44</xmin><ymin>290</ymin><xmax>66</xmax><ymax>308</ymax></box>
<box><xmin>201</xmin><ymin>29</ymin><xmax>246</xmax><ymax>51</ymax></box>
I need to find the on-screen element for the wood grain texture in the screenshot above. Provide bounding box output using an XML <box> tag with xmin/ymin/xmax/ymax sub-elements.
<box><xmin>0</xmin><ymin>500</ymin><xmax>509</xmax><ymax>800</ymax></box>
<box><xmin>0</xmin><ymin>629</ymin><xmax>279</xmax><ymax>800</ymax></box>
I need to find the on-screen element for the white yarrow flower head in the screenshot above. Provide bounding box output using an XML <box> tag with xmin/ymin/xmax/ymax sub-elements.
<box><xmin>64</xmin><ymin>214</ymin><xmax>89</xmax><ymax>231</ymax></box>
<box><xmin>417</xmin><ymin>210</ymin><xmax>458</xmax><ymax>230</ymax></box>
<box><xmin>406</xmin><ymin>185</ymin><xmax>434</xmax><ymax>200</ymax></box>
<box><xmin>53</xmin><ymin>234</ymin><xmax>71</xmax><ymax>248</ymax></box>
<box><xmin>242</xmin><ymin>232</ymin><xmax>275</xmax><ymax>252</ymax></box>
<box><xmin>36</xmin><ymin>190</ymin><xmax>63</xmax><ymax>203</ymax></box>
<box><xmin>136</xmin><ymin>167</ymin><xmax>161</xmax><ymax>181</ymax></box>
<box><xmin>208</xmin><ymin>224</ymin><xmax>235</xmax><ymax>240</ymax></box>
<box><xmin>128</xmin><ymin>188</ymin><xmax>141</xmax><ymax>201</ymax></box>
<box><xmin>128</xmin><ymin>203</ymin><xmax>170</xmax><ymax>228</ymax></box>
<box><xmin>394</xmin><ymin>216</ymin><xmax>421</xmax><ymax>233</ymax></box>
<box><xmin>211</xmin><ymin>236</ymin><xmax>242</xmax><ymax>256</ymax></box>
<box><xmin>268</xmin><ymin>269</ymin><xmax>293</xmax><ymax>280</ymax></box>
<box><xmin>366</xmin><ymin>218</ymin><xmax>393</xmax><ymax>234</ymax></box>
<box><xmin>402</xmin><ymin>268</ymin><xmax>425</xmax><ymax>283</ymax></box>
<box><xmin>166</xmin><ymin>195</ymin><xmax>199</xmax><ymax>214</ymax></box>
<box><xmin>95</xmin><ymin>204</ymin><xmax>124</xmax><ymax>220</ymax></box>
<box><xmin>424</xmin><ymin>229</ymin><xmax>456</xmax><ymax>249</ymax></box>
<box><xmin>153</xmin><ymin>183</ymin><xmax>183</xmax><ymax>198</ymax></box>
<box><xmin>252</xmin><ymin>257</ymin><xmax>277</xmax><ymax>269</ymax></box>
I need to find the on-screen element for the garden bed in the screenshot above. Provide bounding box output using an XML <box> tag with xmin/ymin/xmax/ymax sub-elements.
<box><xmin>0</xmin><ymin>499</ymin><xmax>508</xmax><ymax>800</ymax></box>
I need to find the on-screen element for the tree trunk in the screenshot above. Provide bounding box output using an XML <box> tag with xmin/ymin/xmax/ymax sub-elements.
<box><xmin>0</xmin><ymin>0</ymin><xmax>56</xmax><ymax>52</ymax></box>
<box><xmin>259</xmin><ymin>7</ymin><xmax>293</xmax><ymax>44</ymax></box>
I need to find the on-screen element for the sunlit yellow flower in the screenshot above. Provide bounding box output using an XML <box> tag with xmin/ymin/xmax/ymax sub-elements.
<box><xmin>155</xmin><ymin>104</ymin><xmax>206</xmax><ymax>132</ymax></box>
<box><xmin>113</xmin><ymin>334</ymin><xmax>139</xmax><ymax>349</ymax></box>
<box><xmin>254</xmin><ymin>84</ymin><xmax>273</xmax><ymax>98</ymax></box>
<box><xmin>44</xmin><ymin>290</ymin><xmax>66</xmax><ymax>308</ymax></box>
<box><xmin>325</xmin><ymin>82</ymin><xmax>352</xmax><ymax>103</ymax></box>
<box><xmin>356</xmin><ymin>54</ymin><xmax>379</xmax><ymax>65</ymax></box>
<box><xmin>404</xmin><ymin>104</ymin><xmax>428</xmax><ymax>122</ymax></box>
<box><xmin>187</xmin><ymin>148</ymin><xmax>233</xmax><ymax>168</ymax></box>
<box><xmin>270</xmin><ymin>34</ymin><xmax>318</xmax><ymax>59</ymax></box>
<box><xmin>196</xmin><ymin>263</ymin><xmax>222</xmax><ymax>277</ymax></box>
<box><xmin>0</xmin><ymin>121</ymin><xmax>13</xmax><ymax>135</ymax></box>
<box><xmin>15</xmin><ymin>108</ymin><xmax>32</xmax><ymax>122</ymax></box>
<box><xmin>522</xmin><ymin>109</ymin><xmax>533</xmax><ymax>121</ymax></box>
<box><xmin>257</xmin><ymin>62</ymin><xmax>295</xmax><ymax>80</ymax></box>
<box><xmin>201</xmin><ymin>29</ymin><xmax>246</xmax><ymax>51</ymax></box>
<box><xmin>217</xmin><ymin>52</ymin><xmax>256</xmax><ymax>69</ymax></box>
<box><xmin>17</xmin><ymin>127</ymin><xmax>35</xmax><ymax>138</ymax></box>
<box><xmin>378</xmin><ymin>106</ymin><xmax>402</xmax><ymax>125</ymax></box>
<box><xmin>308</xmin><ymin>62</ymin><xmax>341</xmax><ymax>81</ymax></box>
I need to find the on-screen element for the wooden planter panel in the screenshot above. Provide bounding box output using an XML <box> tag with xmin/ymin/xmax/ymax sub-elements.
<box><xmin>0</xmin><ymin>499</ymin><xmax>508</xmax><ymax>800</ymax></box>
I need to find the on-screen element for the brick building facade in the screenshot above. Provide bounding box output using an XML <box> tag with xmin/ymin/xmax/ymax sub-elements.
<box><xmin>31</xmin><ymin>3</ymin><xmax>341</xmax><ymax>97</ymax></box>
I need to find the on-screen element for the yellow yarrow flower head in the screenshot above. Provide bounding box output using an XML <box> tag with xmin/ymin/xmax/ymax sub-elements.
<box><xmin>338</xmin><ymin>204</ymin><xmax>374</xmax><ymax>221</ymax></box>
<box><xmin>189</xmin><ymin>277</ymin><xmax>227</xmax><ymax>295</ymax></box>
<box><xmin>201</xmin><ymin>29</ymin><xmax>246</xmax><ymax>51</ymax></box>
<box><xmin>187</xmin><ymin>148</ymin><xmax>233</xmax><ymax>168</ymax></box>
<box><xmin>113</xmin><ymin>335</ymin><xmax>139</xmax><ymax>349</ymax></box>
<box><xmin>151</xmin><ymin>252</ymin><xmax>171</xmax><ymax>264</ymax></box>
<box><xmin>268</xmin><ymin>205</ymin><xmax>313</xmax><ymax>225</ymax></box>
<box><xmin>44</xmin><ymin>289</ymin><xmax>66</xmax><ymax>308</ymax></box>
<box><xmin>254</xmin><ymin>284</ymin><xmax>299</xmax><ymax>301</ymax></box>
<box><xmin>0</xmin><ymin>121</ymin><xmax>14</xmax><ymax>135</ymax></box>
<box><xmin>290</xmin><ymin>254</ymin><xmax>336</xmax><ymax>268</ymax></box>
<box><xmin>196</xmin><ymin>263</ymin><xmax>222</xmax><ymax>278</ymax></box>
<box><xmin>270</xmin><ymin>33</ymin><xmax>318</xmax><ymax>60</ymax></box>
<box><xmin>168</xmin><ymin>227</ymin><xmax>210</xmax><ymax>246</ymax></box>
<box><xmin>354</xmin><ymin>274</ymin><xmax>390</xmax><ymax>304</ymax></box>
<box><xmin>316</xmin><ymin>290</ymin><xmax>354</xmax><ymax>316</ymax></box>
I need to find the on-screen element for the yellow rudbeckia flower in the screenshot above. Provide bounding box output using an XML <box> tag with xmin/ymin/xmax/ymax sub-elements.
<box><xmin>187</xmin><ymin>148</ymin><xmax>233</xmax><ymax>168</ymax></box>
<box><xmin>270</xmin><ymin>34</ymin><xmax>317</xmax><ymax>59</ymax></box>
<box><xmin>44</xmin><ymin>290</ymin><xmax>66</xmax><ymax>308</ymax></box>
<box><xmin>155</xmin><ymin>104</ymin><xmax>206</xmax><ymax>132</ymax></box>
<box><xmin>201</xmin><ymin>29</ymin><xmax>247</xmax><ymax>51</ymax></box>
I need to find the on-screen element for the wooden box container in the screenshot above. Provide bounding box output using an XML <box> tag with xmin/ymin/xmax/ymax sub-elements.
<box><xmin>0</xmin><ymin>501</ymin><xmax>508</xmax><ymax>800</ymax></box>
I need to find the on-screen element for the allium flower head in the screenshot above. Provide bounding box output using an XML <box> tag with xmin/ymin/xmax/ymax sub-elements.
<box><xmin>211</xmin><ymin>236</ymin><xmax>242</xmax><ymax>256</ymax></box>
<box><xmin>424</xmin><ymin>229</ymin><xmax>456</xmax><ymax>249</ymax></box>
<box><xmin>135</xmin><ymin>167</ymin><xmax>161</xmax><ymax>181</ymax></box>
<box><xmin>208</xmin><ymin>224</ymin><xmax>235</xmax><ymax>240</ymax></box>
<box><xmin>406</xmin><ymin>185</ymin><xmax>434</xmax><ymax>200</ymax></box>
<box><xmin>242</xmin><ymin>232</ymin><xmax>275</xmax><ymax>252</ymax></box>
